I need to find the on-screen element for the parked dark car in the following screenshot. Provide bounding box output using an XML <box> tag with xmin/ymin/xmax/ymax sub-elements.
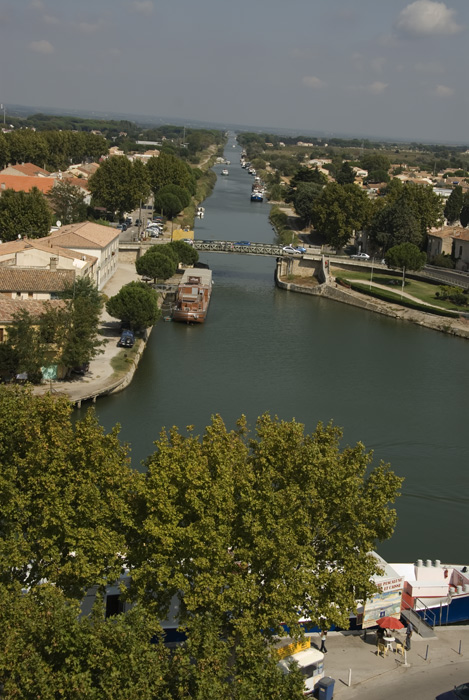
<box><xmin>118</xmin><ymin>330</ymin><xmax>135</xmax><ymax>348</ymax></box>
<box><xmin>436</xmin><ymin>683</ymin><xmax>469</xmax><ymax>700</ymax></box>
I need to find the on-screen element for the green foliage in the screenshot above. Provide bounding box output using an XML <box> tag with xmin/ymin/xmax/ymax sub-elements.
<box><xmin>106</xmin><ymin>281</ymin><xmax>161</xmax><ymax>330</ymax></box>
<box><xmin>158</xmin><ymin>183</ymin><xmax>191</xmax><ymax>209</ymax></box>
<box><xmin>371</xmin><ymin>200</ymin><xmax>422</xmax><ymax>250</ymax></box>
<box><xmin>4</xmin><ymin>309</ymin><xmax>47</xmax><ymax>383</ymax></box>
<box><xmin>0</xmin><ymin>387</ymin><xmax>136</xmax><ymax>594</ymax></box>
<box><xmin>444</xmin><ymin>185</ymin><xmax>463</xmax><ymax>224</ymax></box>
<box><xmin>48</xmin><ymin>180</ymin><xmax>87</xmax><ymax>224</ymax></box>
<box><xmin>360</xmin><ymin>153</ymin><xmax>391</xmax><ymax>173</ymax></box>
<box><xmin>429</xmin><ymin>253</ymin><xmax>455</xmax><ymax>269</ymax></box>
<box><xmin>436</xmin><ymin>285</ymin><xmax>468</xmax><ymax>306</ymax></box>
<box><xmin>365</xmin><ymin>169</ymin><xmax>390</xmax><ymax>184</ymax></box>
<box><xmin>311</xmin><ymin>183</ymin><xmax>372</xmax><ymax>249</ymax></box>
<box><xmin>292</xmin><ymin>182</ymin><xmax>324</xmax><ymax>226</ymax></box>
<box><xmin>147</xmin><ymin>152</ymin><xmax>196</xmax><ymax>196</ymax></box>
<box><xmin>136</xmin><ymin>250</ymin><xmax>177</xmax><ymax>282</ymax></box>
<box><xmin>169</xmin><ymin>240</ymin><xmax>199</xmax><ymax>266</ymax></box>
<box><xmin>88</xmin><ymin>157</ymin><xmax>150</xmax><ymax>217</ymax></box>
<box><xmin>0</xmin><ymin>132</ymin><xmax>10</xmax><ymax>168</ymax></box>
<box><xmin>154</xmin><ymin>192</ymin><xmax>184</xmax><ymax>219</ymax></box>
<box><xmin>336</xmin><ymin>161</ymin><xmax>355</xmax><ymax>185</ymax></box>
<box><xmin>385</xmin><ymin>242</ymin><xmax>427</xmax><ymax>271</ymax></box>
<box><xmin>128</xmin><ymin>414</ymin><xmax>402</xmax><ymax>635</ymax></box>
<box><xmin>0</xmin><ymin>187</ymin><xmax>52</xmax><ymax>241</ymax></box>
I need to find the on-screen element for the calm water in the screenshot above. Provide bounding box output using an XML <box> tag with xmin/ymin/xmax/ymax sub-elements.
<box><xmin>91</xmin><ymin>137</ymin><xmax>469</xmax><ymax>564</ymax></box>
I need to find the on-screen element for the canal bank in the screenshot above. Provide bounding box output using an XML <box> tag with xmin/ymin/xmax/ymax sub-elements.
<box><xmin>275</xmin><ymin>260</ymin><xmax>469</xmax><ymax>340</ymax></box>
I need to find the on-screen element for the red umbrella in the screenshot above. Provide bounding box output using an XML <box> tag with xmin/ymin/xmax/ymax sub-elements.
<box><xmin>376</xmin><ymin>616</ymin><xmax>405</xmax><ymax>630</ymax></box>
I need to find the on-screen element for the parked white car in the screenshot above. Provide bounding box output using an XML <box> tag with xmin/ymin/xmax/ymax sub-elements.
<box><xmin>350</xmin><ymin>252</ymin><xmax>370</xmax><ymax>260</ymax></box>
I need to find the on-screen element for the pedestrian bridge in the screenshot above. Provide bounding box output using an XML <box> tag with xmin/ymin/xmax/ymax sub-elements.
<box><xmin>191</xmin><ymin>240</ymin><xmax>324</xmax><ymax>257</ymax></box>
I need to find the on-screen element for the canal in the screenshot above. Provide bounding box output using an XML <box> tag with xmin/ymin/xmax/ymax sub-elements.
<box><xmin>93</xmin><ymin>135</ymin><xmax>469</xmax><ymax>565</ymax></box>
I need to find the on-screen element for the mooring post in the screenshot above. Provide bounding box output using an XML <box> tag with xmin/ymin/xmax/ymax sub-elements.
<box><xmin>348</xmin><ymin>669</ymin><xmax>352</xmax><ymax>687</ymax></box>
<box><xmin>425</xmin><ymin>645</ymin><xmax>429</xmax><ymax>661</ymax></box>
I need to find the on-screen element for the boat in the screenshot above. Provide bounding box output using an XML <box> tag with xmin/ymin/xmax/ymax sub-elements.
<box><xmin>172</xmin><ymin>268</ymin><xmax>212</xmax><ymax>324</ymax></box>
<box><xmin>221</xmin><ymin>169</ymin><xmax>229</xmax><ymax>176</ymax></box>
<box><xmin>251</xmin><ymin>192</ymin><xmax>263</xmax><ymax>202</ymax></box>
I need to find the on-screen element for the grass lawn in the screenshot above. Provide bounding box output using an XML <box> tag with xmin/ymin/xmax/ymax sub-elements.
<box><xmin>332</xmin><ymin>268</ymin><xmax>468</xmax><ymax>312</ymax></box>
<box><xmin>110</xmin><ymin>341</ymin><xmax>140</xmax><ymax>378</ymax></box>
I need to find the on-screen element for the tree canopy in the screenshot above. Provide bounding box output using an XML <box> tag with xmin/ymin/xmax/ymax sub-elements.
<box><xmin>48</xmin><ymin>180</ymin><xmax>87</xmax><ymax>224</ymax></box>
<box><xmin>444</xmin><ymin>185</ymin><xmax>463</xmax><ymax>225</ymax></box>
<box><xmin>311</xmin><ymin>183</ymin><xmax>372</xmax><ymax>249</ymax></box>
<box><xmin>385</xmin><ymin>242</ymin><xmax>427</xmax><ymax>271</ymax></box>
<box><xmin>88</xmin><ymin>157</ymin><xmax>150</xmax><ymax>218</ymax></box>
<box><xmin>0</xmin><ymin>187</ymin><xmax>52</xmax><ymax>241</ymax></box>
<box><xmin>106</xmin><ymin>281</ymin><xmax>161</xmax><ymax>330</ymax></box>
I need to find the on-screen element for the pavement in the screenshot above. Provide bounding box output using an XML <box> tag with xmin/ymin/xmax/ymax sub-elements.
<box><xmin>311</xmin><ymin>626</ymin><xmax>469</xmax><ymax>699</ymax></box>
<box><xmin>33</xmin><ymin>261</ymin><xmax>142</xmax><ymax>403</ymax></box>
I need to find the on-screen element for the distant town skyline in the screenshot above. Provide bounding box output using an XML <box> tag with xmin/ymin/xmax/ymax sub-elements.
<box><xmin>1</xmin><ymin>0</ymin><xmax>468</xmax><ymax>143</ymax></box>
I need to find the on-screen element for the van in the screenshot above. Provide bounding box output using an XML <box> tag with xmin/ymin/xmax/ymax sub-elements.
<box><xmin>276</xmin><ymin>642</ymin><xmax>324</xmax><ymax>696</ymax></box>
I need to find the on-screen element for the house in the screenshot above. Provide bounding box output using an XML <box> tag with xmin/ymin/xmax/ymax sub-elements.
<box><xmin>0</xmin><ymin>238</ymin><xmax>98</xmax><ymax>282</ymax></box>
<box><xmin>452</xmin><ymin>229</ymin><xmax>469</xmax><ymax>272</ymax></box>
<box><xmin>45</xmin><ymin>221</ymin><xmax>120</xmax><ymax>289</ymax></box>
<box><xmin>0</xmin><ymin>175</ymin><xmax>56</xmax><ymax>195</ymax></box>
<box><xmin>67</xmin><ymin>163</ymin><xmax>100</xmax><ymax>180</ymax></box>
<box><xmin>0</xmin><ymin>267</ymin><xmax>76</xmax><ymax>300</ymax></box>
<box><xmin>0</xmin><ymin>298</ymin><xmax>65</xmax><ymax>345</ymax></box>
<box><xmin>427</xmin><ymin>228</ymin><xmax>455</xmax><ymax>258</ymax></box>
<box><xmin>0</xmin><ymin>162</ymin><xmax>52</xmax><ymax>178</ymax></box>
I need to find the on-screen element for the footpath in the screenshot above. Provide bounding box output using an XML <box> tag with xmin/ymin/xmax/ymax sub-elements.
<box><xmin>33</xmin><ymin>262</ymin><xmax>142</xmax><ymax>405</ymax></box>
<box><xmin>311</xmin><ymin>626</ymin><xmax>469</xmax><ymax>699</ymax></box>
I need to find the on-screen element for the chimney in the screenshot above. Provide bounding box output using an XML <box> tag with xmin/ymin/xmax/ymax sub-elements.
<box><xmin>50</xmin><ymin>256</ymin><xmax>58</xmax><ymax>270</ymax></box>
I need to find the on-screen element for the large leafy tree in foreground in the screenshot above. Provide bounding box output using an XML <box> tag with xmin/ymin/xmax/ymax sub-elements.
<box><xmin>0</xmin><ymin>388</ymin><xmax>136</xmax><ymax>597</ymax></box>
<box><xmin>0</xmin><ymin>187</ymin><xmax>52</xmax><ymax>241</ymax></box>
<box><xmin>311</xmin><ymin>183</ymin><xmax>372</xmax><ymax>249</ymax></box>
<box><xmin>88</xmin><ymin>156</ymin><xmax>150</xmax><ymax>217</ymax></box>
<box><xmin>128</xmin><ymin>413</ymin><xmax>402</xmax><ymax>639</ymax></box>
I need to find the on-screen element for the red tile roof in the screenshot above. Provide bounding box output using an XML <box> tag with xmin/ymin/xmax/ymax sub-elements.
<box><xmin>0</xmin><ymin>298</ymin><xmax>65</xmax><ymax>323</ymax></box>
<box><xmin>0</xmin><ymin>268</ymin><xmax>75</xmax><ymax>293</ymax></box>
<box><xmin>0</xmin><ymin>175</ymin><xmax>55</xmax><ymax>194</ymax></box>
<box><xmin>3</xmin><ymin>163</ymin><xmax>51</xmax><ymax>177</ymax></box>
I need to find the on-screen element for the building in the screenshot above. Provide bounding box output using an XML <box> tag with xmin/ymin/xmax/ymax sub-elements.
<box><xmin>0</xmin><ymin>238</ymin><xmax>98</xmax><ymax>282</ymax></box>
<box><xmin>0</xmin><ymin>175</ymin><xmax>56</xmax><ymax>195</ymax></box>
<box><xmin>0</xmin><ymin>298</ymin><xmax>65</xmax><ymax>345</ymax></box>
<box><xmin>427</xmin><ymin>228</ymin><xmax>455</xmax><ymax>258</ymax></box>
<box><xmin>0</xmin><ymin>163</ymin><xmax>52</xmax><ymax>178</ymax></box>
<box><xmin>452</xmin><ymin>228</ymin><xmax>469</xmax><ymax>271</ymax></box>
<box><xmin>0</xmin><ymin>267</ymin><xmax>76</xmax><ymax>300</ymax></box>
<box><xmin>45</xmin><ymin>221</ymin><xmax>120</xmax><ymax>289</ymax></box>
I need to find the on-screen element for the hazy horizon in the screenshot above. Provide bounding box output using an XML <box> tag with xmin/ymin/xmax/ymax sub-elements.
<box><xmin>2</xmin><ymin>0</ymin><xmax>468</xmax><ymax>144</ymax></box>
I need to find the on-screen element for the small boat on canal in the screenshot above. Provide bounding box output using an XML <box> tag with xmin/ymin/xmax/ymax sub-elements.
<box><xmin>172</xmin><ymin>268</ymin><xmax>213</xmax><ymax>324</ymax></box>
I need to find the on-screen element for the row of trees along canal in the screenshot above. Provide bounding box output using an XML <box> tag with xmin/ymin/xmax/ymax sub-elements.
<box><xmin>1</xmin><ymin>385</ymin><xmax>402</xmax><ymax>698</ymax></box>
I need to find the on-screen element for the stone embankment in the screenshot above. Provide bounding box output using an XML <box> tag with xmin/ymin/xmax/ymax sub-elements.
<box><xmin>275</xmin><ymin>265</ymin><xmax>469</xmax><ymax>340</ymax></box>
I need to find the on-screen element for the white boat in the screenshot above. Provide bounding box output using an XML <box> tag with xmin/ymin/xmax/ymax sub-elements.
<box><xmin>221</xmin><ymin>169</ymin><xmax>229</xmax><ymax>176</ymax></box>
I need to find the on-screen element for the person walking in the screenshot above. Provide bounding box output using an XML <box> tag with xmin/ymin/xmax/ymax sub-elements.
<box><xmin>405</xmin><ymin>623</ymin><xmax>413</xmax><ymax>651</ymax></box>
<box><xmin>320</xmin><ymin>630</ymin><xmax>328</xmax><ymax>653</ymax></box>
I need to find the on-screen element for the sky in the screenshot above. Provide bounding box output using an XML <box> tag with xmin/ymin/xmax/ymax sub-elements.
<box><xmin>1</xmin><ymin>0</ymin><xmax>468</xmax><ymax>143</ymax></box>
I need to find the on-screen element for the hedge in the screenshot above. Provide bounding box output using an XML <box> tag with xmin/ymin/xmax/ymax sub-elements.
<box><xmin>335</xmin><ymin>277</ymin><xmax>459</xmax><ymax>318</ymax></box>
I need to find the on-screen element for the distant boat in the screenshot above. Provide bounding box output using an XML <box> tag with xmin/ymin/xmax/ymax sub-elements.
<box><xmin>222</xmin><ymin>169</ymin><xmax>229</xmax><ymax>176</ymax></box>
<box><xmin>250</xmin><ymin>192</ymin><xmax>263</xmax><ymax>202</ymax></box>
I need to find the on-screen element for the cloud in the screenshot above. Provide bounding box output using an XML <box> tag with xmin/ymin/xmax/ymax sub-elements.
<box><xmin>29</xmin><ymin>39</ymin><xmax>54</xmax><ymax>54</ymax></box>
<box><xmin>77</xmin><ymin>21</ymin><xmax>101</xmax><ymax>33</ymax></box>
<box><xmin>29</xmin><ymin>0</ymin><xmax>45</xmax><ymax>8</ymax></box>
<box><xmin>396</xmin><ymin>1</ymin><xmax>462</xmax><ymax>36</ymax></box>
<box><xmin>366</xmin><ymin>81</ymin><xmax>388</xmax><ymax>94</ymax></box>
<box><xmin>302</xmin><ymin>76</ymin><xmax>324</xmax><ymax>89</ymax></box>
<box><xmin>370</xmin><ymin>57</ymin><xmax>385</xmax><ymax>74</ymax></box>
<box><xmin>434</xmin><ymin>84</ymin><xmax>454</xmax><ymax>97</ymax></box>
<box><xmin>131</xmin><ymin>1</ymin><xmax>154</xmax><ymax>15</ymax></box>
<box><xmin>43</xmin><ymin>15</ymin><xmax>60</xmax><ymax>25</ymax></box>
<box><xmin>414</xmin><ymin>60</ymin><xmax>444</xmax><ymax>74</ymax></box>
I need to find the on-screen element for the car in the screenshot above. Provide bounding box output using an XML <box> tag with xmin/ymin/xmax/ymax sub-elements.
<box><xmin>282</xmin><ymin>245</ymin><xmax>303</xmax><ymax>255</ymax></box>
<box><xmin>350</xmin><ymin>252</ymin><xmax>370</xmax><ymax>260</ymax></box>
<box><xmin>436</xmin><ymin>683</ymin><xmax>469</xmax><ymax>699</ymax></box>
<box><xmin>118</xmin><ymin>330</ymin><xmax>135</xmax><ymax>348</ymax></box>
<box><xmin>148</xmin><ymin>230</ymin><xmax>159</xmax><ymax>238</ymax></box>
<box><xmin>147</xmin><ymin>223</ymin><xmax>163</xmax><ymax>231</ymax></box>
<box><xmin>182</xmin><ymin>239</ymin><xmax>194</xmax><ymax>246</ymax></box>
<box><xmin>235</xmin><ymin>240</ymin><xmax>251</xmax><ymax>246</ymax></box>
<box><xmin>117</xmin><ymin>223</ymin><xmax>127</xmax><ymax>232</ymax></box>
<box><xmin>125</xmin><ymin>217</ymin><xmax>132</xmax><ymax>226</ymax></box>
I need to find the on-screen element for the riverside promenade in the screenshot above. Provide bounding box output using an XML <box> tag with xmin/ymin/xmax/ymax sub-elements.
<box><xmin>33</xmin><ymin>262</ymin><xmax>143</xmax><ymax>405</ymax></box>
<box><xmin>313</xmin><ymin>626</ymin><xmax>469</xmax><ymax>699</ymax></box>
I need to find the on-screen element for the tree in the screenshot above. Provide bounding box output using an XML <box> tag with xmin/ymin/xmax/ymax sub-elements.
<box><xmin>146</xmin><ymin>152</ymin><xmax>195</xmax><ymax>196</ymax></box>
<box><xmin>135</xmin><ymin>250</ymin><xmax>177</xmax><ymax>283</ymax></box>
<box><xmin>158</xmin><ymin>183</ymin><xmax>192</xmax><ymax>209</ymax></box>
<box><xmin>127</xmin><ymin>414</ymin><xmax>401</xmax><ymax>675</ymax></box>
<box><xmin>48</xmin><ymin>180</ymin><xmax>87</xmax><ymax>224</ymax></box>
<box><xmin>444</xmin><ymin>185</ymin><xmax>463</xmax><ymax>224</ymax></box>
<box><xmin>360</xmin><ymin>153</ymin><xmax>391</xmax><ymax>174</ymax></box>
<box><xmin>0</xmin><ymin>132</ymin><xmax>10</xmax><ymax>169</ymax></box>
<box><xmin>0</xmin><ymin>387</ymin><xmax>136</xmax><ymax>595</ymax></box>
<box><xmin>0</xmin><ymin>583</ymin><xmax>172</xmax><ymax>700</ymax></box>
<box><xmin>311</xmin><ymin>183</ymin><xmax>372</xmax><ymax>249</ymax></box>
<box><xmin>0</xmin><ymin>187</ymin><xmax>52</xmax><ymax>241</ymax></box>
<box><xmin>385</xmin><ymin>242</ymin><xmax>427</xmax><ymax>271</ymax></box>
<box><xmin>106</xmin><ymin>281</ymin><xmax>161</xmax><ymax>330</ymax></box>
<box><xmin>293</xmin><ymin>182</ymin><xmax>324</xmax><ymax>226</ymax></box>
<box><xmin>398</xmin><ymin>182</ymin><xmax>444</xmax><ymax>237</ymax></box>
<box><xmin>336</xmin><ymin>161</ymin><xmax>355</xmax><ymax>185</ymax></box>
<box><xmin>88</xmin><ymin>157</ymin><xmax>149</xmax><ymax>218</ymax></box>
<box><xmin>365</xmin><ymin>169</ymin><xmax>390</xmax><ymax>185</ymax></box>
<box><xmin>370</xmin><ymin>200</ymin><xmax>422</xmax><ymax>250</ymax></box>
<box><xmin>169</xmin><ymin>239</ymin><xmax>199</xmax><ymax>266</ymax></box>
<box><xmin>5</xmin><ymin>309</ymin><xmax>47</xmax><ymax>383</ymax></box>
<box><xmin>154</xmin><ymin>192</ymin><xmax>185</xmax><ymax>219</ymax></box>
